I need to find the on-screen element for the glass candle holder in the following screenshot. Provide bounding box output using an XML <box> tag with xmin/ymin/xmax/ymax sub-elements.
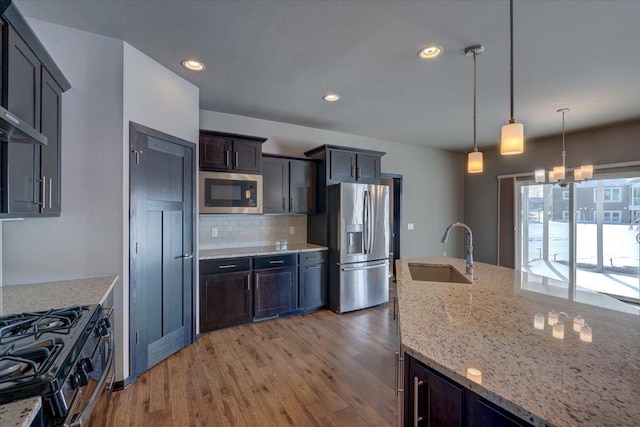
<box><xmin>534</xmin><ymin>313</ymin><xmax>545</xmax><ymax>330</ymax></box>
<box><xmin>552</xmin><ymin>322</ymin><xmax>564</xmax><ymax>339</ymax></box>
<box><xmin>466</xmin><ymin>368</ymin><xmax>482</xmax><ymax>384</ymax></box>
<box><xmin>573</xmin><ymin>315</ymin><xmax>585</xmax><ymax>332</ymax></box>
<box><xmin>548</xmin><ymin>311</ymin><xmax>559</xmax><ymax>326</ymax></box>
<box><xmin>580</xmin><ymin>325</ymin><xmax>593</xmax><ymax>343</ymax></box>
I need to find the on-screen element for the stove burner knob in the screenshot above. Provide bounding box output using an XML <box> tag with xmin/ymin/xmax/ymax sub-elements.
<box><xmin>70</xmin><ymin>372</ymin><xmax>85</xmax><ymax>390</ymax></box>
<box><xmin>96</xmin><ymin>319</ymin><xmax>110</xmax><ymax>337</ymax></box>
<box><xmin>79</xmin><ymin>357</ymin><xmax>94</xmax><ymax>374</ymax></box>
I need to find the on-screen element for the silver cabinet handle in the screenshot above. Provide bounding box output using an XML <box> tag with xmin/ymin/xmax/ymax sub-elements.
<box><xmin>306</xmin><ymin>256</ymin><xmax>322</xmax><ymax>261</ymax></box>
<box><xmin>393</xmin><ymin>297</ymin><xmax>398</xmax><ymax>320</ymax></box>
<box><xmin>49</xmin><ymin>177</ymin><xmax>53</xmax><ymax>209</ymax></box>
<box><xmin>282</xmin><ymin>197</ymin><xmax>286</xmax><ymax>210</ymax></box>
<box><xmin>39</xmin><ymin>175</ymin><xmax>46</xmax><ymax>210</ymax></box>
<box><xmin>178</xmin><ymin>253</ymin><xmax>193</xmax><ymax>259</ymax></box>
<box><xmin>235</xmin><ymin>151</ymin><xmax>239</xmax><ymax>168</ymax></box>
<box><xmin>414</xmin><ymin>376</ymin><xmax>424</xmax><ymax>427</ymax></box>
<box><xmin>218</xmin><ymin>264</ymin><xmax>237</xmax><ymax>269</ymax></box>
<box><xmin>270</xmin><ymin>260</ymin><xmax>285</xmax><ymax>264</ymax></box>
<box><xmin>395</xmin><ymin>352</ymin><xmax>399</xmax><ymax>397</ymax></box>
<box><xmin>305</xmin><ymin>265</ymin><xmax>321</xmax><ymax>270</ymax></box>
<box><xmin>247</xmin><ymin>276</ymin><xmax>250</xmax><ymax>291</ymax></box>
<box><xmin>357</xmin><ymin>166</ymin><xmax>362</xmax><ymax>179</ymax></box>
<box><xmin>350</xmin><ymin>165</ymin><xmax>354</xmax><ymax>178</ymax></box>
<box><xmin>225</xmin><ymin>150</ymin><xmax>230</xmax><ymax>167</ymax></box>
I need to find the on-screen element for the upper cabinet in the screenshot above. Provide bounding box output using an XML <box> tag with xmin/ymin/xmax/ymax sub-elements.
<box><xmin>305</xmin><ymin>145</ymin><xmax>384</xmax><ymax>186</ymax></box>
<box><xmin>0</xmin><ymin>2</ymin><xmax>71</xmax><ymax>217</ymax></box>
<box><xmin>199</xmin><ymin>130</ymin><xmax>266</xmax><ymax>173</ymax></box>
<box><xmin>262</xmin><ymin>155</ymin><xmax>316</xmax><ymax>214</ymax></box>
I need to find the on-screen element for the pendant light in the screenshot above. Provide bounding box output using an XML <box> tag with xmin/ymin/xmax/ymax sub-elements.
<box><xmin>534</xmin><ymin>108</ymin><xmax>593</xmax><ymax>186</ymax></box>
<box><xmin>501</xmin><ymin>0</ymin><xmax>524</xmax><ymax>155</ymax></box>
<box><xmin>466</xmin><ymin>45</ymin><xmax>484</xmax><ymax>174</ymax></box>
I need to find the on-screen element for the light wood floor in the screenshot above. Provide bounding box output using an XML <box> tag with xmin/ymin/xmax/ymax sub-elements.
<box><xmin>88</xmin><ymin>294</ymin><xmax>398</xmax><ymax>426</ymax></box>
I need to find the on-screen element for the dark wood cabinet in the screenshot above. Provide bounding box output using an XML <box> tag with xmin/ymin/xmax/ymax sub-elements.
<box><xmin>354</xmin><ymin>153</ymin><xmax>381</xmax><ymax>184</ymax></box>
<box><xmin>253</xmin><ymin>254</ymin><xmax>297</xmax><ymax>319</ymax></box>
<box><xmin>200</xmin><ymin>258</ymin><xmax>252</xmax><ymax>332</ymax></box>
<box><xmin>199</xmin><ymin>130</ymin><xmax>266</xmax><ymax>173</ymax></box>
<box><xmin>5</xmin><ymin>24</ymin><xmax>41</xmax><ymax>215</ymax></box>
<box><xmin>40</xmin><ymin>69</ymin><xmax>63</xmax><ymax>214</ymax></box>
<box><xmin>0</xmin><ymin>7</ymin><xmax>70</xmax><ymax>217</ymax></box>
<box><xmin>298</xmin><ymin>251</ymin><xmax>327</xmax><ymax>309</ymax></box>
<box><xmin>263</xmin><ymin>155</ymin><xmax>316</xmax><ymax>214</ymax></box>
<box><xmin>328</xmin><ymin>150</ymin><xmax>356</xmax><ymax>183</ymax></box>
<box><xmin>404</xmin><ymin>354</ymin><xmax>533</xmax><ymax>427</ymax></box>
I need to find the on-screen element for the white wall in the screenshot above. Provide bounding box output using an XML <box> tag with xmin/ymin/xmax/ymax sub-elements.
<box><xmin>200</xmin><ymin>110</ymin><xmax>465</xmax><ymax>258</ymax></box>
<box><xmin>122</xmin><ymin>43</ymin><xmax>199</xmax><ymax>380</ymax></box>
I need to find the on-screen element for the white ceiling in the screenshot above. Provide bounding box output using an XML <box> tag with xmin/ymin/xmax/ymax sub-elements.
<box><xmin>16</xmin><ymin>0</ymin><xmax>640</xmax><ymax>151</ymax></box>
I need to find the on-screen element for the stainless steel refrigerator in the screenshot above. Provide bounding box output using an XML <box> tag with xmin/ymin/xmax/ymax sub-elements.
<box><xmin>327</xmin><ymin>183</ymin><xmax>389</xmax><ymax>313</ymax></box>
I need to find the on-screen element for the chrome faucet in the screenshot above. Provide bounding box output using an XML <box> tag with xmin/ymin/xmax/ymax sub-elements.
<box><xmin>441</xmin><ymin>222</ymin><xmax>474</xmax><ymax>276</ymax></box>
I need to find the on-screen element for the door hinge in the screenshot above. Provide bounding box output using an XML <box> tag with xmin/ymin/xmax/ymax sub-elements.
<box><xmin>135</xmin><ymin>332</ymin><xmax>139</xmax><ymax>344</ymax></box>
<box><xmin>132</xmin><ymin>149</ymin><xmax>144</xmax><ymax>164</ymax></box>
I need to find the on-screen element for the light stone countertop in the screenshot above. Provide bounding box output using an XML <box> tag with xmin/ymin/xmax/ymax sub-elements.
<box><xmin>397</xmin><ymin>256</ymin><xmax>640</xmax><ymax>427</ymax></box>
<box><xmin>199</xmin><ymin>243</ymin><xmax>327</xmax><ymax>260</ymax></box>
<box><xmin>0</xmin><ymin>275</ymin><xmax>117</xmax><ymax>426</ymax></box>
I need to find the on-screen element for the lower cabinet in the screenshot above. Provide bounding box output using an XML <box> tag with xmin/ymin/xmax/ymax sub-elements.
<box><xmin>200</xmin><ymin>258</ymin><xmax>252</xmax><ymax>331</ymax></box>
<box><xmin>298</xmin><ymin>251</ymin><xmax>327</xmax><ymax>309</ymax></box>
<box><xmin>253</xmin><ymin>266</ymin><xmax>297</xmax><ymax>318</ymax></box>
<box><xmin>404</xmin><ymin>354</ymin><xmax>532</xmax><ymax>427</ymax></box>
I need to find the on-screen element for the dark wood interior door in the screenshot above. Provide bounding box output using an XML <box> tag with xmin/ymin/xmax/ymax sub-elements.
<box><xmin>130</xmin><ymin>122</ymin><xmax>194</xmax><ymax>378</ymax></box>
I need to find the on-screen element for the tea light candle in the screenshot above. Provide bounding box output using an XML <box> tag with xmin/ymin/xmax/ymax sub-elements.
<box><xmin>548</xmin><ymin>311</ymin><xmax>559</xmax><ymax>326</ymax></box>
<box><xmin>573</xmin><ymin>315</ymin><xmax>585</xmax><ymax>332</ymax></box>
<box><xmin>580</xmin><ymin>325</ymin><xmax>593</xmax><ymax>343</ymax></box>
<box><xmin>466</xmin><ymin>368</ymin><xmax>482</xmax><ymax>384</ymax></box>
<box><xmin>534</xmin><ymin>313</ymin><xmax>545</xmax><ymax>330</ymax></box>
<box><xmin>552</xmin><ymin>322</ymin><xmax>564</xmax><ymax>339</ymax></box>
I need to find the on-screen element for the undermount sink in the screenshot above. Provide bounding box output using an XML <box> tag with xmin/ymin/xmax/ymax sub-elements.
<box><xmin>408</xmin><ymin>263</ymin><xmax>472</xmax><ymax>284</ymax></box>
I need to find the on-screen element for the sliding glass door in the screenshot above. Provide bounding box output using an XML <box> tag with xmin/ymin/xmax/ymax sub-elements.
<box><xmin>518</xmin><ymin>174</ymin><xmax>640</xmax><ymax>304</ymax></box>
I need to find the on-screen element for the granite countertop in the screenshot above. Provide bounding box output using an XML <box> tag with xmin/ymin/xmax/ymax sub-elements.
<box><xmin>199</xmin><ymin>243</ymin><xmax>327</xmax><ymax>260</ymax></box>
<box><xmin>0</xmin><ymin>275</ymin><xmax>118</xmax><ymax>426</ymax></box>
<box><xmin>397</xmin><ymin>256</ymin><xmax>640</xmax><ymax>427</ymax></box>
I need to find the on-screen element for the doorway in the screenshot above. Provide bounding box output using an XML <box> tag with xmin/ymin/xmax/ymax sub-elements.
<box><xmin>129</xmin><ymin>122</ymin><xmax>196</xmax><ymax>379</ymax></box>
<box><xmin>381</xmin><ymin>174</ymin><xmax>402</xmax><ymax>281</ymax></box>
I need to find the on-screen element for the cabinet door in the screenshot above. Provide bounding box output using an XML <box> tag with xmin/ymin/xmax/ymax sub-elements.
<box><xmin>232</xmin><ymin>140</ymin><xmax>262</xmax><ymax>173</ymax></box>
<box><xmin>262</xmin><ymin>157</ymin><xmax>289</xmax><ymax>213</ymax></box>
<box><xmin>299</xmin><ymin>263</ymin><xmax>326</xmax><ymax>308</ymax></box>
<box><xmin>328</xmin><ymin>150</ymin><xmax>356</xmax><ymax>183</ymax></box>
<box><xmin>6</xmin><ymin>26</ymin><xmax>42</xmax><ymax>214</ymax></box>
<box><xmin>356</xmin><ymin>153</ymin><xmax>381</xmax><ymax>183</ymax></box>
<box><xmin>200</xmin><ymin>271</ymin><xmax>252</xmax><ymax>331</ymax></box>
<box><xmin>467</xmin><ymin>392</ymin><xmax>531</xmax><ymax>427</ymax></box>
<box><xmin>406</xmin><ymin>357</ymin><xmax>464</xmax><ymax>427</ymax></box>
<box><xmin>253</xmin><ymin>267</ymin><xmax>296</xmax><ymax>318</ymax></box>
<box><xmin>199</xmin><ymin>135</ymin><xmax>232</xmax><ymax>171</ymax></box>
<box><xmin>40</xmin><ymin>69</ymin><xmax>63</xmax><ymax>215</ymax></box>
<box><xmin>289</xmin><ymin>159</ymin><xmax>316</xmax><ymax>214</ymax></box>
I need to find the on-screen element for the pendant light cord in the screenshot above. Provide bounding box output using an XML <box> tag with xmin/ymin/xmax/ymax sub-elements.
<box><xmin>473</xmin><ymin>50</ymin><xmax>478</xmax><ymax>151</ymax></box>
<box><xmin>561</xmin><ymin>109</ymin><xmax>566</xmax><ymax>168</ymax></box>
<box><xmin>509</xmin><ymin>0</ymin><xmax>514</xmax><ymax>123</ymax></box>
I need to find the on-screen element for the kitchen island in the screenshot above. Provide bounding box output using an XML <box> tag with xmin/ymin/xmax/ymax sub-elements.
<box><xmin>0</xmin><ymin>275</ymin><xmax>117</xmax><ymax>427</ymax></box>
<box><xmin>397</xmin><ymin>257</ymin><xmax>639</xmax><ymax>427</ymax></box>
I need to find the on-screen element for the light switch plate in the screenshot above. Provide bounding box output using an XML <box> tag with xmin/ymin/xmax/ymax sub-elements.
<box><xmin>408</xmin><ymin>223</ymin><xmax>414</xmax><ymax>230</ymax></box>
<box><xmin>289</xmin><ymin>226</ymin><xmax>295</xmax><ymax>235</ymax></box>
<box><xmin>211</xmin><ymin>227</ymin><xmax>218</xmax><ymax>238</ymax></box>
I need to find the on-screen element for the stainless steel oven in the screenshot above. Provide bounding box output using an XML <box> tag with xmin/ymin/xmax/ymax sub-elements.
<box><xmin>199</xmin><ymin>171</ymin><xmax>263</xmax><ymax>214</ymax></box>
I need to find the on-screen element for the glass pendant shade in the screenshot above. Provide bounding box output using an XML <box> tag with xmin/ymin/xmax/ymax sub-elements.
<box><xmin>548</xmin><ymin>170</ymin><xmax>556</xmax><ymax>182</ymax></box>
<box><xmin>581</xmin><ymin>164</ymin><xmax>593</xmax><ymax>180</ymax></box>
<box><xmin>467</xmin><ymin>151</ymin><xmax>483</xmax><ymax>173</ymax></box>
<box><xmin>534</xmin><ymin>169</ymin><xmax>545</xmax><ymax>183</ymax></box>
<box><xmin>553</xmin><ymin>166</ymin><xmax>565</xmax><ymax>181</ymax></box>
<box><xmin>500</xmin><ymin>122</ymin><xmax>524</xmax><ymax>155</ymax></box>
<box><xmin>573</xmin><ymin>168</ymin><xmax>582</xmax><ymax>181</ymax></box>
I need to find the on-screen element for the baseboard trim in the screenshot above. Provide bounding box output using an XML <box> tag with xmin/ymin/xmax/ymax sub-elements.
<box><xmin>112</xmin><ymin>376</ymin><xmax>134</xmax><ymax>391</ymax></box>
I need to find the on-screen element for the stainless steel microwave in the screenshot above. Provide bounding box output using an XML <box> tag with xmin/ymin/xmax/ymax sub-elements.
<box><xmin>199</xmin><ymin>171</ymin><xmax>263</xmax><ymax>214</ymax></box>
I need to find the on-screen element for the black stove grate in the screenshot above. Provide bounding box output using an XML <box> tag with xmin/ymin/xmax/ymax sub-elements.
<box><xmin>0</xmin><ymin>306</ymin><xmax>82</xmax><ymax>345</ymax></box>
<box><xmin>0</xmin><ymin>338</ymin><xmax>63</xmax><ymax>385</ymax></box>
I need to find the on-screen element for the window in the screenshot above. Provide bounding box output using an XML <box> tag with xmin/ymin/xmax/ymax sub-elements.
<box><xmin>594</xmin><ymin>187</ymin><xmax>622</xmax><ymax>202</ymax></box>
<box><xmin>517</xmin><ymin>175</ymin><xmax>639</xmax><ymax>305</ymax></box>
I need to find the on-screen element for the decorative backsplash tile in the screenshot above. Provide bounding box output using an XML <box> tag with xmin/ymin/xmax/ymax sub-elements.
<box><xmin>199</xmin><ymin>215</ymin><xmax>307</xmax><ymax>250</ymax></box>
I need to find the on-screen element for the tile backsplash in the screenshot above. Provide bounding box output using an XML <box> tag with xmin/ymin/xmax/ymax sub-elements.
<box><xmin>199</xmin><ymin>215</ymin><xmax>307</xmax><ymax>250</ymax></box>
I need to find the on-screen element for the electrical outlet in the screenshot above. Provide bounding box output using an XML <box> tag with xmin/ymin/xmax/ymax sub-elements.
<box><xmin>211</xmin><ymin>227</ymin><xmax>218</xmax><ymax>238</ymax></box>
<box><xmin>408</xmin><ymin>223</ymin><xmax>414</xmax><ymax>230</ymax></box>
<box><xmin>289</xmin><ymin>226</ymin><xmax>295</xmax><ymax>235</ymax></box>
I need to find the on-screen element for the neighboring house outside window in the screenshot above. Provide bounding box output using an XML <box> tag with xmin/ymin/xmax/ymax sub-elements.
<box><xmin>594</xmin><ymin>187</ymin><xmax>622</xmax><ymax>202</ymax></box>
<box><xmin>595</xmin><ymin>210</ymin><xmax>622</xmax><ymax>223</ymax></box>
<box><xmin>563</xmin><ymin>190</ymin><xmax>569</xmax><ymax>200</ymax></box>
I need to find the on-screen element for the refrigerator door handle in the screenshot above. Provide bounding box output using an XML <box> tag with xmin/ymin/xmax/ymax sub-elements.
<box><xmin>340</xmin><ymin>262</ymin><xmax>387</xmax><ymax>272</ymax></box>
<box><xmin>363</xmin><ymin>190</ymin><xmax>369</xmax><ymax>254</ymax></box>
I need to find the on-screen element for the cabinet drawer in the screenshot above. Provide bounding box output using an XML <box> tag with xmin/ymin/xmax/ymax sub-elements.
<box><xmin>299</xmin><ymin>250</ymin><xmax>327</xmax><ymax>266</ymax></box>
<box><xmin>253</xmin><ymin>254</ymin><xmax>297</xmax><ymax>270</ymax></box>
<box><xmin>200</xmin><ymin>257</ymin><xmax>251</xmax><ymax>275</ymax></box>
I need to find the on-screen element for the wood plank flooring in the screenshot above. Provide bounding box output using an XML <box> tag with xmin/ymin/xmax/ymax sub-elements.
<box><xmin>88</xmin><ymin>294</ymin><xmax>398</xmax><ymax>426</ymax></box>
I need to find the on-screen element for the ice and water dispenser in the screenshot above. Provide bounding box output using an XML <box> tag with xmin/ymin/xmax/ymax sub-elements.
<box><xmin>345</xmin><ymin>224</ymin><xmax>364</xmax><ymax>255</ymax></box>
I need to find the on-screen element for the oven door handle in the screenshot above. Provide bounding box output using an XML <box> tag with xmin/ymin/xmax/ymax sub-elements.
<box><xmin>64</xmin><ymin>326</ymin><xmax>114</xmax><ymax>427</ymax></box>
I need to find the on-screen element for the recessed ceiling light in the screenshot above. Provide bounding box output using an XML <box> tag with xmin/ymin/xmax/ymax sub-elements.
<box><xmin>323</xmin><ymin>93</ymin><xmax>341</xmax><ymax>102</ymax></box>
<box><xmin>181</xmin><ymin>59</ymin><xmax>206</xmax><ymax>71</ymax></box>
<box><xmin>418</xmin><ymin>46</ymin><xmax>442</xmax><ymax>59</ymax></box>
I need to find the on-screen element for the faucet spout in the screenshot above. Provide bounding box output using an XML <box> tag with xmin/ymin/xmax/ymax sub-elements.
<box><xmin>441</xmin><ymin>222</ymin><xmax>474</xmax><ymax>276</ymax></box>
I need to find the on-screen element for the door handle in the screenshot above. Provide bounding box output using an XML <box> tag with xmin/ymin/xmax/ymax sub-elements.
<box><xmin>305</xmin><ymin>265</ymin><xmax>322</xmax><ymax>270</ymax></box>
<box><xmin>414</xmin><ymin>376</ymin><xmax>424</xmax><ymax>427</ymax></box>
<box><xmin>225</xmin><ymin>150</ymin><xmax>230</xmax><ymax>167</ymax></box>
<box><xmin>49</xmin><ymin>178</ymin><xmax>53</xmax><ymax>209</ymax></box>
<box><xmin>177</xmin><ymin>253</ymin><xmax>193</xmax><ymax>259</ymax></box>
<box><xmin>282</xmin><ymin>197</ymin><xmax>286</xmax><ymax>210</ymax></box>
<box><xmin>340</xmin><ymin>262</ymin><xmax>387</xmax><ymax>272</ymax></box>
<box><xmin>269</xmin><ymin>260</ymin><xmax>285</xmax><ymax>264</ymax></box>
<box><xmin>235</xmin><ymin>151</ymin><xmax>239</xmax><ymax>168</ymax></box>
<box><xmin>39</xmin><ymin>176</ymin><xmax>46</xmax><ymax>210</ymax></box>
<box><xmin>218</xmin><ymin>264</ymin><xmax>236</xmax><ymax>269</ymax></box>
